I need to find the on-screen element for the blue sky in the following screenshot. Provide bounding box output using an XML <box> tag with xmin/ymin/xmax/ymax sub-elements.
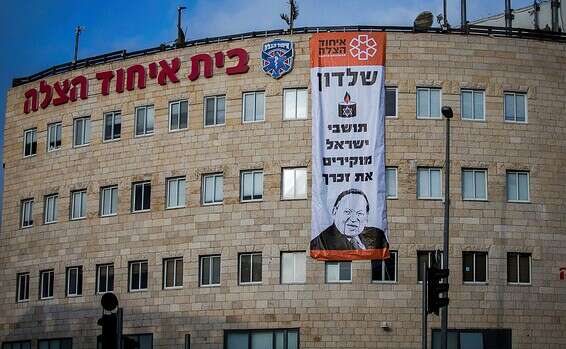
<box><xmin>0</xmin><ymin>0</ymin><xmax>533</xmax><ymax>188</ymax></box>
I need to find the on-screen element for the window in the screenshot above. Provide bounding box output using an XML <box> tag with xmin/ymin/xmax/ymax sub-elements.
<box><xmin>100</xmin><ymin>186</ymin><xmax>118</xmax><ymax>216</ymax></box>
<box><xmin>507</xmin><ymin>171</ymin><xmax>530</xmax><ymax>202</ymax></box>
<box><xmin>431</xmin><ymin>329</ymin><xmax>512</xmax><ymax>349</ymax></box>
<box><xmin>461</xmin><ymin>90</ymin><xmax>485</xmax><ymax>120</ymax></box>
<box><xmin>462</xmin><ymin>169</ymin><xmax>487</xmax><ymax>200</ymax></box>
<box><xmin>132</xmin><ymin>181</ymin><xmax>151</xmax><ymax>212</ymax></box>
<box><xmin>2</xmin><ymin>341</ymin><xmax>31</xmax><ymax>349</ymax></box>
<box><xmin>371</xmin><ymin>251</ymin><xmax>397</xmax><ymax>283</ymax></box>
<box><xmin>44</xmin><ymin>194</ymin><xmax>58</xmax><ymax>224</ymax></box>
<box><xmin>135</xmin><ymin>105</ymin><xmax>155</xmax><ymax>136</ymax></box>
<box><xmin>243</xmin><ymin>91</ymin><xmax>265</xmax><ymax>122</ymax></box>
<box><xmin>40</xmin><ymin>269</ymin><xmax>54</xmax><ymax>299</ymax></box>
<box><xmin>65</xmin><ymin>266</ymin><xmax>83</xmax><ymax>297</ymax></box>
<box><xmin>16</xmin><ymin>272</ymin><xmax>30</xmax><ymax>302</ymax></box>
<box><xmin>282</xmin><ymin>168</ymin><xmax>307</xmax><ymax>200</ymax></box>
<box><xmin>204</xmin><ymin>95</ymin><xmax>226</xmax><ymax>126</ymax></box>
<box><xmin>507</xmin><ymin>252</ymin><xmax>531</xmax><ymax>284</ymax></box>
<box><xmin>417</xmin><ymin>250</ymin><xmax>443</xmax><ymax>282</ymax></box>
<box><xmin>122</xmin><ymin>335</ymin><xmax>152</xmax><ymax>349</ymax></box>
<box><xmin>202</xmin><ymin>173</ymin><xmax>223</xmax><ymax>205</ymax></box>
<box><xmin>185</xmin><ymin>334</ymin><xmax>191</xmax><ymax>349</ymax></box>
<box><xmin>463</xmin><ymin>252</ymin><xmax>487</xmax><ymax>283</ymax></box>
<box><xmin>96</xmin><ymin>263</ymin><xmax>114</xmax><ymax>294</ymax></box>
<box><xmin>73</xmin><ymin>117</ymin><xmax>91</xmax><ymax>147</ymax></box>
<box><xmin>239</xmin><ymin>252</ymin><xmax>262</xmax><ymax>285</ymax></box>
<box><xmin>20</xmin><ymin>199</ymin><xmax>33</xmax><ymax>228</ymax></box>
<box><xmin>385</xmin><ymin>86</ymin><xmax>397</xmax><ymax>118</ymax></box>
<box><xmin>47</xmin><ymin>122</ymin><xmax>62</xmax><ymax>151</ymax></box>
<box><xmin>23</xmin><ymin>128</ymin><xmax>37</xmax><ymax>157</ymax></box>
<box><xmin>129</xmin><ymin>260</ymin><xmax>148</xmax><ymax>291</ymax></box>
<box><xmin>416</xmin><ymin>87</ymin><xmax>441</xmax><ymax>118</ymax></box>
<box><xmin>38</xmin><ymin>339</ymin><xmax>72</xmax><ymax>349</ymax></box>
<box><xmin>417</xmin><ymin>167</ymin><xmax>442</xmax><ymax>199</ymax></box>
<box><xmin>386</xmin><ymin>167</ymin><xmax>398</xmax><ymax>199</ymax></box>
<box><xmin>200</xmin><ymin>255</ymin><xmax>220</xmax><ymax>287</ymax></box>
<box><xmin>504</xmin><ymin>92</ymin><xmax>527</xmax><ymax>123</ymax></box>
<box><xmin>281</xmin><ymin>251</ymin><xmax>306</xmax><ymax>284</ymax></box>
<box><xmin>163</xmin><ymin>257</ymin><xmax>183</xmax><ymax>289</ymax></box>
<box><xmin>169</xmin><ymin>100</ymin><xmax>188</xmax><ymax>131</ymax></box>
<box><xmin>225</xmin><ymin>329</ymin><xmax>299</xmax><ymax>349</ymax></box>
<box><xmin>70</xmin><ymin>190</ymin><xmax>87</xmax><ymax>220</ymax></box>
<box><xmin>103</xmin><ymin>111</ymin><xmax>121</xmax><ymax>141</ymax></box>
<box><xmin>166</xmin><ymin>177</ymin><xmax>186</xmax><ymax>209</ymax></box>
<box><xmin>241</xmin><ymin>170</ymin><xmax>263</xmax><ymax>202</ymax></box>
<box><xmin>325</xmin><ymin>261</ymin><xmax>351</xmax><ymax>283</ymax></box>
<box><xmin>283</xmin><ymin>88</ymin><xmax>308</xmax><ymax>120</ymax></box>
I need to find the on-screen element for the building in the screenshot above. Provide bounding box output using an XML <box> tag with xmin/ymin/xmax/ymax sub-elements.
<box><xmin>1</xmin><ymin>26</ymin><xmax>566</xmax><ymax>349</ymax></box>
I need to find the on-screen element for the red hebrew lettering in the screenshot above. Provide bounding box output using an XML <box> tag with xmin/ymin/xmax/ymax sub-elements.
<box><xmin>225</xmin><ymin>48</ymin><xmax>249</xmax><ymax>75</ymax></box>
<box><xmin>23</xmin><ymin>89</ymin><xmax>38</xmax><ymax>114</ymax></box>
<box><xmin>96</xmin><ymin>71</ymin><xmax>114</xmax><ymax>96</ymax></box>
<box><xmin>214</xmin><ymin>52</ymin><xmax>224</xmax><ymax>68</ymax></box>
<box><xmin>148</xmin><ymin>62</ymin><xmax>158</xmax><ymax>79</ymax></box>
<box><xmin>126</xmin><ymin>65</ymin><xmax>146</xmax><ymax>91</ymax></box>
<box><xmin>157</xmin><ymin>58</ymin><xmax>181</xmax><ymax>85</ymax></box>
<box><xmin>116</xmin><ymin>69</ymin><xmax>125</xmax><ymax>93</ymax></box>
<box><xmin>188</xmin><ymin>54</ymin><xmax>213</xmax><ymax>81</ymax></box>
<box><xmin>39</xmin><ymin>80</ymin><xmax>52</xmax><ymax>109</ymax></box>
<box><xmin>53</xmin><ymin>80</ymin><xmax>70</xmax><ymax>106</ymax></box>
<box><xmin>70</xmin><ymin>76</ymin><xmax>88</xmax><ymax>101</ymax></box>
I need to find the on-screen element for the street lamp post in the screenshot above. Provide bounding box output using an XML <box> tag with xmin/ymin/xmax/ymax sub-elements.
<box><xmin>440</xmin><ymin>106</ymin><xmax>453</xmax><ymax>349</ymax></box>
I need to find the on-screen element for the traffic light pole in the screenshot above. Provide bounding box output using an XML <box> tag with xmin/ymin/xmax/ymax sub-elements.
<box><xmin>422</xmin><ymin>264</ymin><xmax>428</xmax><ymax>349</ymax></box>
<box><xmin>441</xmin><ymin>110</ymin><xmax>452</xmax><ymax>349</ymax></box>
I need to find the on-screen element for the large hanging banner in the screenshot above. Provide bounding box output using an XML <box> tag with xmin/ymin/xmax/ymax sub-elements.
<box><xmin>310</xmin><ymin>32</ymin><xmax>389</xmax><ymax>261</ymax></box>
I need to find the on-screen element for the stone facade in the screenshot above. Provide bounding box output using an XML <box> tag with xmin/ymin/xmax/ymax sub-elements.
<box><xmin>1</xmin><ymin>32</ymin><xmax>565</xmax><ymax>348</ymax></box>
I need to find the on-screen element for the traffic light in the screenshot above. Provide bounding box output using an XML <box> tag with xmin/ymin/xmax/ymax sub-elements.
<box><xmin>97</xmin><ymin>313</ymin><xmax>118</xmax><ymax>349</ymax></box>
<box><xmin>427</xmin><ymin>266</ymin><xmax>449</xmax><ymax>315</ymax></box>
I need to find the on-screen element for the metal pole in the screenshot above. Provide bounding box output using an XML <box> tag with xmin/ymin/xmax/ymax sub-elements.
<box><xmin>441</xmin><ymin>114</ymin><xmax>451</xmax><ymax>349</ymax></box>
<box><xmin>73</xmin><ymin>26</ymin><xmax>83</xmax><ymax>64</ymax></box>
<box><xmin>422</xmin><ymin>264</ymin><xmax>428</xmax><ymax>349</ymax></box>
<box><xmin>461</xmin><ymin>0</ymin><xmax>467</xmax><ymax>30</ymax></box>
<box><xmin>443</xmin><ymin>0</ymin><xmax>448</xmax><ymax>29</ymax></box>
<box><xmin>505</xmin><ymin>0</ymin><xmax>513</xmax><ymax>30</ymax></box>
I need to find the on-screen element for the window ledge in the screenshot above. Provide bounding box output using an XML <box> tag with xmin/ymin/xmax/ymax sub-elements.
<box><xmin>73</xmin><ymin>143</ymin><xmax>90</xmax><ymax>149</ymax></box>
<box><xmin>281</xmin><ymin>197</ymin><xmax>308</xmax><ymax>201</ymax></box>
<box><xmin>200</xmin><ymin>284</ymin><xmax>220</xmax><ymax>288</ymax></box>
<box><xmin>417</xmin><ymin>197</ymin><xmax>443</xmax><ymax>201</ymax></box>
<box><xmin>281</xmin><ymin>282</ymin><xmax>306</xmax><ymax>285</ymax></box>
<box><xmin>507</xmin><ymin>282</ymin><xmax>531</xmax><ymax>286</ymax></box>
<box><xmin>70</xmin><ymin>217</ymin><xmax>86</xmax><ymax>221</ymax></box>
<box><xmin>239</xmin><ymin>282</ymin><xmax>263</xmax><ymax>286</ymax></box>
<box><xmin>463</xmin><ymin>281</ymin><xmax>489</xmax><ymax>285</ymax></box>
<box><xmin>204</xmin><ymin>123</ymin><xmax>226</xmax><ymax>128</ymax></box>
<box><xmin>242</xmin><ymin>119</ymin><xmax>266</xmax><ymax>124</ymax></box>
<box><xmin>132</xmin><ymin>209</ymin><xmax>151</xmax><ymax>214</ymax></box>
<box><xmin>283</xmin><ymin>117</ymin><xmax>309</xmax><ymax>121</ymax></box>
<box><xmin>16</xmin><ymin>299</ymin><xmax>29</xmax><ymax>303</ymax></box>
<box><xmin>462</xmin><ymin>198</ymin><xmax>488</xmax><ymax>202</ymax></box>
<box><xmin>507</xmin><ymin>200</ymin><xmax>531</xmax><ymax>204</ymax></box>
<box><xmin>165</xmin><ymin>206</ymin><xmax>186</xmax><ymax>210</ymax></box>
<box><xmin>326</xmin><ymin>281</ymin><xmax>352</xmax><ymax>284</ymax></box>
<box><xmin>241</xmin><ymin>199</ymin><xmax>264</xmax><ymax>203</ymax></box>
<box><xmin>203</xmin><ymin>201</ymin><xmax>223</xmax><ymax>206</ymax></box>
<box><xmin>416</xmin><ymin>116</ymin><xmax>442</xmax><ymax>120</ymax></box>
<box><xmin>372</xmin><ymin>280</ymin><xmax>397</xmax><ymax>284</ymax></box>
<box><xmin>504</xmin><ymin>120</ymin><xmax>528</xmax><ymax>124</ymax></box>
<box><xmin>40</xmin><ymin>297</ymin><xmax>54</xmax><ymax>301</ymax></box>
<box><xmin>44</xmin><ymin>221</ymin><xmax>57</xmax><ymax>225</ymax></box>
<box><xmin>164</xmin><ymin>286</ymin><xmax>184</xmax><ymax>290</ymax></box>
<box><xmin>129</xmin><ymin>289</ymin><xmax>148</xmax><ymax>293</ymax></box>
<box><xmin>134</xmin><ymin>133</ymin><xmax>154</xmax><ymax>138</ymax></box>
<box><xmin>101</xmin><ymin>213</ymin><xmax>118</xmax><ymax>218</ymax></box>
<box><xmin>386</xmin><ymin>196</ymin><xmax>398</xmax><ymax>200</ymax></box>
<box><xmin>168</xmin><ymin>128</ymin><xmax>188</xmax><ymax>133</ymax></box>
<box><xmin>66</xmin><ymin>294</ymin><xmax>82</xmax><ymax>298</ymax></box>
<box><xmin>21</xmin><ymin>225</ymin><xmax>33</xmax><ymax>229</ymax></box>
<box><xmin>47</xmin><ymin>148</ymin><xmax>61</xmax><ymax>153</ymax></box>
<box><xmin>102</xmin><ymin>138</ymin><xmax>121</xmax><ymax>143</ymax></box>
<box><xmin>23</xmin><ymin>154</ymin><xmax>37</xmax><ymax>159</ymax></box>
<box><xmin>461</xmin><ymin>118</ymin><xmax>486</xmax><ymax>122</ymax></box>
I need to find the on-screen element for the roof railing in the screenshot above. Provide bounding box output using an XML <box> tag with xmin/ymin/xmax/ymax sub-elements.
<box><xmin>12</xmin><ymin>25</ymin><xmax>566</xmax><ymax>87</ymax></box>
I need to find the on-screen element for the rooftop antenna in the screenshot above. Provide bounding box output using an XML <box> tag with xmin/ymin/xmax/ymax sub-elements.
<box><xmin>73</xmin><ymin>25</ymin><xmax>85</xmax><ymax>64</ymax></box>
<box><xmin>442</xmin><ymin>0</ymin><xmax>450</xmax><ymax>29</ymax></box>
<box><xmin>280</xmin><ymin>0</ymin><xmax>299</xmax><ymax>32</ymax></box>
<box><xmin>176</xmin><ymin>5</ymin><xmax>187</xmax><ymax>48</ymax></box>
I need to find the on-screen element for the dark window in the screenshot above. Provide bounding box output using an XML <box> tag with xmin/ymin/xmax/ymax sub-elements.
<box><xmin>97</xmin><ymin>263</ymin><xmax>114</xmax><ymax>294</ymax></box>
<box><xmin>38</xmin><ymin>338</ymin><xmax>72</xmax><ymax>349</ymax></box>
<box><xmin>44</xmin><ymin>194</ymin><xmax>58</xmax><ymax>224</ymax></box>
<box><xmin>385</xmin><ymin>87</ymin><xmax>397</xmax><ymax>117</ymax></box>
<box><xmin>185</xmin><ymin>334</ymin><xmax>191</xmax><ymax>349</ymax></box>
<box><xmin>135</xmin><ymin>105</ymin><xmax>155</xmax><ymax>136</ymax></box>
<box><xmin>123</xmin><ymin>334</ymin><xmax>152</xmax><ymax>349</ymax></box>
<box><xmin>39</xmin><ymin>269</ymin><xmax>54</xmax><ymax>299</ymax></box>
<box><xmin>16</xmin><ymin>272</ymin><xmax>30</xmax><ymax>302</ymax></box>
<box><xmin>47</xmin><ymin>122</ymin><xmax>62</xmax><ymax>151</ymax></box>
<box><xmin>205</xmin><ymin>95</ymin><xmax>226</xmax><ymax>126</ymax></box>
<box><xmin>132</xmin><ymin>181</ymin><xmax>151</xmax><ymax>212</ymax></box>
<box><xmin>241</xmin><ymin>170</ymin><xmax>263</xmax><ymax>201</ymax></box>
<box><xmin>200</xmin><ymin>255</ymin><xmax>221</xmax><ymax>287</ymax></box>
<box><xmin>23</xmin><ymin>128</ymin><xmax>37</xmax><ymax>157</ymax></box>
<box><xmin>70</xmin><ymin>190</ymin><xmax>87</xmax><ymax>220</ymax></box>
<box><xmin>169</xmin><ymin>100</ymin><xmax>188</xmax><ymax>131</ymax></box>
<box><xmin>2</xmin><ymin>340</ymin><xmax>31</xmax><ymax>349</ymax></box>
<box><xmin>20</xmin><ymin>199</ymin><xmax>33</xmax><ymax>228</ymax></box>
<box><xmin>507</xmin><ymin>252</ymin><xmax>531</xmax><ymax>284</ymax></box>
<box><xmin>163</xmin><ymin>257</ymin><xmax>183</xmax><ymax>288</ymax></box>
<box><xmin>417</xmin><ymin>250</ymin><xmax>443</xmax><ymax>282</ymax></box>
<box><xmin>103</xmin><ymin>111</ymin><xmax>122</xmax><ymax>141</ymax></box>
<box><xmin>462</xmin><ymin>252</ymin><xmax>487</xmax><ymax>283</ymax></box>
<box><xmin>129</xmin><ymin>260</ymin><xmax>148</xmax><ymax>291</ymax></box>
<box><xmin>225</xmin><ymin>329</ymin><xmax>299</xmax><ymax>349</ymax></box>
<box><xmin>65</xmin><ymin>266</ymin><xmax>83</xmax><ymax>296</ymax></box>
<box><xmin>73</xmin><ymin>117</ymin><xmax>91</xmax><ymax>146</ymax></box>
<box><xmin>239</xmin><ymin>252</ymin><xmax>262</xmax><ymax>284</ymax></box>
<box><xmin>371</xmin><ymin>251</ymin><xmax>397</xmax><ymax>282</ymax></box>
<box><xmin>325</xmin><ymin>261</ymin><xmax>351</xmax><ymax>283</ymax></box>
<box><xmin>431</xmin><ymin>328</ymin><xmax>511</xmax><ymax>349</ymax></box>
